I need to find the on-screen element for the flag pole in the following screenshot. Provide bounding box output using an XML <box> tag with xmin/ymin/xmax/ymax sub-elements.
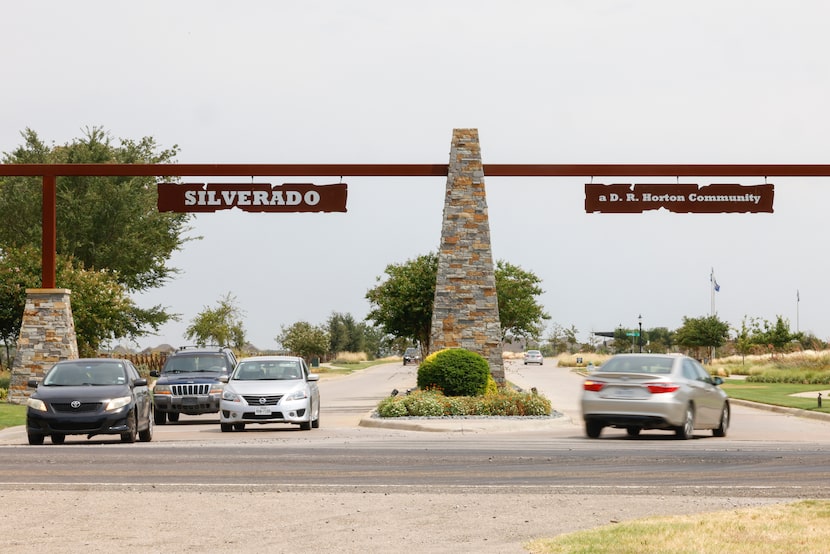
<box><xmin>710</xmin><ymin>268</ymin><xmax>715</xmax><ymax>316</ymax></box>
<box><xmin>797</xmin><ymin>290</ymin><xmax>800</xmax><ymax>334</ymax></box>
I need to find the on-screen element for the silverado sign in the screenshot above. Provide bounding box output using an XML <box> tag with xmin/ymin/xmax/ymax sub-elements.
<box><xmin>584</xmin><ymin>183</ymin><xmax>774</xmax><ymax>213</ymax></box>
<box><xmin>157</xmin><ymin>182</ymin><xmax>348</xmax><ymax>213</ymax></box>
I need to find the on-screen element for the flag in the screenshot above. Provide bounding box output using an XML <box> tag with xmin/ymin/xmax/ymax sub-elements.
<box><xmin>714</xmin><ymin>278</ymin><xmax>720</xmax><ymax>292</ymax></box>
<box><xmin>710</xmin><ymin>268</ymin><xmax>720</xmax><ymax>292</ymax></box>
<box><xmin>797</xmin><ymin>290</ymin><xmax>800</xmax><ymax>302</ymax></box>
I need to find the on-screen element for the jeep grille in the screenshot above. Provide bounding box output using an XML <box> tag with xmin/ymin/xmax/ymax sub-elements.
<box><xmin>171</xmin><ymin>384</ymin><xmax>211</xmax><ymax>396</ymax></box>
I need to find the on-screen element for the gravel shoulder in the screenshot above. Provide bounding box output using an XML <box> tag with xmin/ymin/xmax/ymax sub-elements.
<box><xmin>0</xmin><ymin>488</ymin><xmax>788</xmax><ymax>553</ymax></box>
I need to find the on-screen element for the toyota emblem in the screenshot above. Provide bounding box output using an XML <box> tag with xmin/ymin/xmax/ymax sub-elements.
<box><xmin>70</xmin><ymin>400</ymin><xmax>81</xmax><ymax>409</ymax></box>
<box><xmin>259</xmin><ymin>397</ymin><xmax>267</xmax><ymax>405</ymax></box>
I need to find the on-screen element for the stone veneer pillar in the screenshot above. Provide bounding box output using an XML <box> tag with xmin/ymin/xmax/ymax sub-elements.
<box><xmin>429</xmin><ymin>129</ymin><xmax>504</xmax><ymax>382</ymax></box>
<box><xmin>8</xmin><ymin>289</ymin><xmax>79</xmax><ymax>404</ymax></box>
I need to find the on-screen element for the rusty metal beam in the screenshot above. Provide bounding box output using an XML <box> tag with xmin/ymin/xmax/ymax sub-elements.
<box><xmin>2</xmin><ymin>163</ymin><xmax>830</xmax><ymax>178</ymax></box>
<box><xmin>42</xmin><ymin>175</ymin><xmax>56</xmax><ymax>288</ymax></box>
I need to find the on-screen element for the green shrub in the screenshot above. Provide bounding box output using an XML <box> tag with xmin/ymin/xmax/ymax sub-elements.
<box><xmin>376</xmin><ymin>396</ymin><xmax>409</xmax><ymax>417</ymax></box>
<box><xmin>375</xmin><ymin>388</ymin><xmax>552</xmax><ymax>417</ymax></box>
<box><xmin>417</xmin><ymin>348</ymin><xmax>490</xmax><ymax>397</ymax></box>
<box><xmin>402</xmin><ymin>390</ymin><xmax>445</xmax><ymax>416</ymax></box>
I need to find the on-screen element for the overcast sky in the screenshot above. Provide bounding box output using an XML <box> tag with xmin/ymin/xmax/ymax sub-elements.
<box><xmin>3</xmin><ymin>1</ymin><xmax>830</xmax><ymax>351</ymax></box>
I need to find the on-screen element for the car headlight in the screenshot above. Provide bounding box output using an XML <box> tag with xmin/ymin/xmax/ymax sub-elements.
<box><xmin>222</xmin><ymin>389</ymin><xmax>240</xmax><ymax>402</ymax></box>
<box><xmin>27</xmin><ymin>398</ymin><xmax>47</xmax><ymax>412</ymax></box>
<box><xmin>284</xmin><ymin>388</ymin><xmax>308</xmax><ymax>401</ymax></box>
<box><xmin>153</xmin><ymin>384</ymin><xmax>171</xmax><ymax>395</ymax></box>
<box><xmin>105</xmin><ymin>396</ymin><xmax>132</xmax><ymax>411</ymax></box>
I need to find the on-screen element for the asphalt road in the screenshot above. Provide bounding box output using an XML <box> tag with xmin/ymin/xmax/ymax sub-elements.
<box><xmin>1</xmin><ymin>360</ymin><xmax>828</xmax><ymax>553</ymax></box>
<box><xmin>2</xmin><ymin>359</ymin><xmax>829</xmax><ymax>493</ymax></box>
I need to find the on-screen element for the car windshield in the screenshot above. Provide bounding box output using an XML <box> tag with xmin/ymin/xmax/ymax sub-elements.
<box><xmin>526</xmin><ymin>351</ymin><xmax>541</xmax><ymax>356</ymax></box>
<box><xmin>600</xmin><ymin>356</ymin><xmax>673</xmax><ymax>375</ymax></box>
<box><xmin>234</xmin><ymin>361</ymin><xmax>303</xmax><ymax>381</ymax></box>
<box><xmin>163</xmin><ymin>355</ymin><xmax>227</xmax><ymax>373</ymax></box>
<box><xmin>43</xmin><ymin>362</ymin><xmax>127</xmax><ymax>386</ymax></box>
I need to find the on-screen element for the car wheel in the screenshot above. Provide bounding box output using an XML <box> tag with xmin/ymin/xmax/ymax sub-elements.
<box><xmin>220</xmin><ymin>423</ymin><xmax>233</xmax><ymax>432</ymax></box>
<box><xmin>585</xmin><ymin>421</ymin><xmax>603</xmax><ymax>438</ymax></box>
<box><xmin>139</xmin><ymin>409</ymin><xmax>154</xmax><ymax>442</ymax></box>
<box><xmin>713</xmin><ymin>402</ymin><xmax>730</xmax><ymax>437</ymax></box>
<box><xmin>167</xmin><ymin>411</ymin><xmax>180</xmax><ymax>423</ymax></box>
<box><xmin>675</xmin><ymin>404</ymin><xmax>695</xmax><ymax>440</ymax></box>
<box><xmin>154</xmin><ymin>409</ymin><xmax>167</xmax><ymax>425</ymax></box>
<box><xmin>233</xmin><ymin>423</ymin><xmax>246</xmax><ymax>431</ymax></box>
<box><xmin>312</xmin><ymin>410</ymin><xmax>320</xmax><ymax>429</ymax></box>
<box><xmin>121</xmin><ymin>412</ymin><xmax>138</xmax><ymax>443</ymax></box>
<box><xmin>51</xmin><ymin>434</ymin><xmax>66</xmax><ymax>445</ymax></box>
<box><xmin>626</xmin><ymin>427</ymin><xmax>642</xmax><ymax>437</ymax></box>
<box><xmin>27</xmin><ymin>433</ymin><xmax>45</xmax><ymax>446</ymax></box>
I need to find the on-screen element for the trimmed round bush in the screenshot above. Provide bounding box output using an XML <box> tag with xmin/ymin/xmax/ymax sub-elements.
<box><xmin>417</xmin><ymin>348</ymin><xmax>490</xmax><ymax>397</ymax></box>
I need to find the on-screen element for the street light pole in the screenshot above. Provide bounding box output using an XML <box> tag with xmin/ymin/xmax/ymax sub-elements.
<box><xmin>638</xmin><ymin>314</ymin><xmax>643</xmax><ymax>353</ymax></box>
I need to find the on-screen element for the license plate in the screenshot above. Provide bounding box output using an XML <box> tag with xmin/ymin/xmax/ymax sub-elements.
<box><xmin>254</xmin><ymin>406</ymin><xmax>271</xmax><ymax>416</ymax></box>
<box><xmin>182</xmin><ymin>397</ymin><xmax>198</xmax><ymax>405</ymax></box>
<box><xmin>608</xmin><ymin>387</ymin><xmax>643</xmax><ymax>398</ymax></box>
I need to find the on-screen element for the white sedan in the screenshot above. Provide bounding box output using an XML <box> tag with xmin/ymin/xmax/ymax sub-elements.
<box><xmin>220</xmin><ymin>356</ymin><xmax>320</xmax><ymax>432</ymax></box>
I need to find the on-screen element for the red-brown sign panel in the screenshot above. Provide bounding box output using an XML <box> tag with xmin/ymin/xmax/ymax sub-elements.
<box><xmin>585</xmin><ymin>183</ymin><xmax>774</xmax><ymax>213</ymax></box>
<box><xmin>157</xmin><ymin>182</ymin><xmax>348</xmax><ymax>213</ymax></box>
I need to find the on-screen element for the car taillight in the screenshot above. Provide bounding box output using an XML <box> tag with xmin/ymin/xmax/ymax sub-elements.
<box><xmin>645</xmin><ymin>382</ymin><xmax>680</xmax><ymax>393</ymax></box>
<box><xmin>583</xmin><ymin>380</ymin><xmax>605</xmax><ymax>392</ymax></box>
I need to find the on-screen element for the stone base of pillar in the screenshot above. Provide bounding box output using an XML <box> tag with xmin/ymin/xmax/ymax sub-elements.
<box><xmin>8</xmin><ymin>289</ymin><xmax>79</xmax><ymax>404</ymax></box>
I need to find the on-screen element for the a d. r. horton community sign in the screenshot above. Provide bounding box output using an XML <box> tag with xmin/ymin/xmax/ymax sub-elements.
<box><xmin>585</xmin><ymin>182</ymin><xmax>775</xmax><ymax>213</ymax></box>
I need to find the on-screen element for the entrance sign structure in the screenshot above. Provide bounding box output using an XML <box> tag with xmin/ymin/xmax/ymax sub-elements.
<box><xmin>3</xmin><ymin>129</ymin><xmax>830</xmax><ymax>400</ymax></box>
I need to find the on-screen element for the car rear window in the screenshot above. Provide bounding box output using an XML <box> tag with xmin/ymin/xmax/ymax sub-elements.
<box><xmin>601</xmin><ymin>356</ymin><xmax>673</xmax><ymax>374</ymax></box>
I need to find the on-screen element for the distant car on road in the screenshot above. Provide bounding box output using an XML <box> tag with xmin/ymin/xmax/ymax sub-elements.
<box><xmin>26</xmin><ymin>358</ymin><xmax>154</xmax><ymax>445</ymax></box>
<box><xmin>523</xmin><ymin>350</ymin><xmax>544</xmax><ymax>365</ymax></box>
<box><xmin>581</xmin><ymin>353</ymin><xmax>730</xmax><ymax>440</ymax></box>
<box><xmin>219</xmin><ymin>356</ymin><xmax>320</xmax><ymax>432</ymax></box>
<box><xmin>403</xmin><ymin>347</ymin><xmax>421</xmax><ymax>365</ymax></box>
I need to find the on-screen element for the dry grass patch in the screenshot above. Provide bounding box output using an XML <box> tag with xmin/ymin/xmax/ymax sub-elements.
<box><xmin>525</xmin><ymin>500</ymin><xmax>830</xmax><ymax>554</ymax></box>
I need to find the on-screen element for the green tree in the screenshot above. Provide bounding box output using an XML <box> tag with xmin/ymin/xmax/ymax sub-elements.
<box><xmin>0</xmin><ymin>127</ymin><xmax>193</xmax><ymax>292</ymax></box>
<box><xmin>646</xmin><ymin>327</ymin><xmax>674</xmax><ymax>353</ymax></box>
<box><xmin>327</xmin><ymin>312</ymin><xmax>365</xmax><ymax>355</ymax></box>
<box><xmin>365</xmin><ymin>253</ymin><xmax>550</xmax><ymax>353</ymax></box>
<box><xmin>0</xmin><ymin>246</ymin><xmax>170</xmax><ymax>358</ymax></box>
<box><xmin>184</xmin><ymin>293</ymin><xmax>246</xmax><ymax>348</ymax></box>
<box><xmin>495</xmin><ymin>260</ymin><xmax>550</xmax><ymax>342</ymax></box>
<box><xmin>365</xmin><ymin>252</ymin><xmax>438</xmax><ymax>353</ymax></box>
<box><xmin>735</xmin><ymin>317</ymin><xmax>754</xmax><ymax>363</ymax></box>
<box><xmin>674</xmin><ymin>315</ymin><xmax>730</xmax><ymax>359</ymax></box>
<box><xmin>276</xmin><ymin>321</ymin><xmax>329</xmax><ymax>360</ymax></box>
<box><xmin>748</xmin><ymin>315</ymin><xmax>796</xmax><ymax>354</ymax></box>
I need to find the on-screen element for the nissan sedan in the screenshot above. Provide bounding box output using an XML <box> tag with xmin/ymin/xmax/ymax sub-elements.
<box><xmin>581</xmin><ymin>353</ymin><xmax>729</xmax><ymax>439</ymax></box>
<box><xmin>220</xmin><ymin>356</ymin><xmax>320</xmax><ymax>432</ymax></box>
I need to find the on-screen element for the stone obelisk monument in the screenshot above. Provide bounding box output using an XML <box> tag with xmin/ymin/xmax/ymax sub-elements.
<box><xmin>429</xmin><ymin>129</ymin><xmax>504</xmax><ymax>382</ymax></box>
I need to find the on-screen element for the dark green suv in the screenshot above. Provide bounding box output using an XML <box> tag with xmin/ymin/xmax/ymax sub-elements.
<box><xmin>149</xmin><ymin>346</ymin><xmax>237</xmax><ymax>424</ymax></box>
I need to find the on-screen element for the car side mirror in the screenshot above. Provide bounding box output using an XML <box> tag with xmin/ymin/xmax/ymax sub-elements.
<box><xmin>219</xmin><ymin>375</ymin><xmax>229</xmax><ymax>383</ymax></box>
<box><xmin>713</xmin><ymin>376</ymin><xmax>724</xmax><ymax>386</ymax></box>
<box><xmin>28</xmin><ymin>379</ymin><xmax>39</xmax><ymax>388</ymax></box>
<box><xmin>307</xmin><ymin>374</ymin><xmax>319</xmax><ymax>382</ymax></box>
<box><xmin>133</xmin><ymin>378</ymin><xmax>148</xmax><ymax>387</ymax></box>
<box><xmin>149</xmin><ymin>370</ymin><xmax>160</xmax><ymax>378</ymax></box>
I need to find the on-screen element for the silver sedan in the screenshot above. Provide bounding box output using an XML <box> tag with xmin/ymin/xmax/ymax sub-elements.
<box><xmin>581</xmin><ymin>353</ymin><xmax>729</xmax><ymax>439</ymax></box>
<box><xmin>220</xmin><ymin>356</ymin><xmax>320</xmax><ymax>432</ymax></box>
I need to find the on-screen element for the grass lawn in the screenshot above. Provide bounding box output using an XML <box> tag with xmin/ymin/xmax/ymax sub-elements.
<box><xmin>0</xmin><ymin>402</ymin><xmax>25</xmax><ymax>429</ymax></box>
<box><xmin>721</xmin><ymin>380</ymin><xmax>830</xmax><ymax>414</ymax></box>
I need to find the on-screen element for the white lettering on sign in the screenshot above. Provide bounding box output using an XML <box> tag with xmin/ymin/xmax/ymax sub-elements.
<box><xmin>183</xmin><ymin>189</ymin><xmax>322</xmax><ymax>207</ymax></box>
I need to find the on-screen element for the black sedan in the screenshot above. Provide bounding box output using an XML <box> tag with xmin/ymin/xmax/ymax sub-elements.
<box><xmin>26</xmin><ymin>358</ymin><xmax>154</xmax><ymax>445</ymax></box>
